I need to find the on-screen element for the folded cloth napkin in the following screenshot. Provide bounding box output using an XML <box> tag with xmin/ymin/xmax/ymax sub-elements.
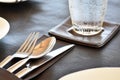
<box><xmin>49</xmin><ymin>17</ymin><xmax>120</xmax><ymax>48</ymax></box>
<box><xmin>0</xmin><ymin>68</ymin><xmax>21</xmax><ymax>80</ymax></box>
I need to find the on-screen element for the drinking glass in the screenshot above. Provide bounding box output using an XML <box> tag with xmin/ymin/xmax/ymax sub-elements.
<box><xmin>68</xmin><ymin>0</ymin><xmax>108</xmax><ymax>36</ymax></box>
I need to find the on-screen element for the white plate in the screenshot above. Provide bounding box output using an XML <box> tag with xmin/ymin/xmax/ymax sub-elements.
<box><xmin>0</xmin><ymin>0</ymin><xmax>27</xmax><ymax>3</ymax></box>
<box><xmin>59</xmin><ymin>67</ymin><xmax>120</xmax><ymax>80</ymax></box>
<box><xmin>0</xmin><ymin>17</ymin><xmax>10</xmax><ymax>39</ymax></box>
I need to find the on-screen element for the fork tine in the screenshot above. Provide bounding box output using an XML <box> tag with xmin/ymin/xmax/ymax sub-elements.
<box><xmin>24</xmin><ymin>32</ymin><xmax>39</xmax><ymax>53</ymax></box>
<box><xmin>17</xmin><ymin>32</ymin><xmax>36</xmax><ymax>52</ymax></box>
<box><xmin>28</xmin><ymin>32</ymin><xmax>39</xmax><ymax>53</ymax></box>
<box><xmin>20</xmin><ymin>32</ymin><xmax>37</xmax><ymax>52</ymax></box>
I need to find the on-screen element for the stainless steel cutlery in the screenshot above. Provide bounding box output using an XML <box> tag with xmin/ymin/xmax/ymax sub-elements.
<box><xmin>15</xmin><ymin>44</ymin><xmax>75</xmax><ymax>78</ymax></box>
<box><xmin>0</xmin><ymin>32</ymin><xmax>75</xmax><ymax>79</ymax></box>
<box><xmin>7</xmin><ymin>37</ymin><xmax>56</xmax><ymax>73</ymax></box>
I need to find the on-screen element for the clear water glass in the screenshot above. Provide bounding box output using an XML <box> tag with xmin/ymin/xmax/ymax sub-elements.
<box><xmin>68</xmin><ymin>0</ymin><xmax>108</xmax><ymax>36</ymax></box>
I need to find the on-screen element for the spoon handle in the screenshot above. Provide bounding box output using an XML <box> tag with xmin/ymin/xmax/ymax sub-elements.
<box><xmin>7</xmin><ymin>58</ymin><xmax>29</xmax><ymax>73</ymax></box>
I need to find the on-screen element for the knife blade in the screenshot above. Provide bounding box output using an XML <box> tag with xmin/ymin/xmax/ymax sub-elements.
<box><xmin>15</xmin><ymin>44</ymin><xmax>75</xmax><ymax>78</ymax></box>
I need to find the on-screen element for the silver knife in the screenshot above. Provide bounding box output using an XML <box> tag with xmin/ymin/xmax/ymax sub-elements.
<box><xmin>15</xmin><ymin>44</ymin><xmax>75</xmax><ymax>78</ymax></box>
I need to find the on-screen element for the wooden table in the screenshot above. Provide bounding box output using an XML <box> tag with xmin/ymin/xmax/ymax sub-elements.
<box><xmin>0</xmin><ymin>0</ymin><xmax>120</xmax><ymax>80</ymax></box>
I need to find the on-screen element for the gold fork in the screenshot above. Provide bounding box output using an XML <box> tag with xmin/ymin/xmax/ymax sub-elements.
<box><xmin>0</xmin><ymin>32</ymin><xmax>39</xmax><ymax>68</ymax></box>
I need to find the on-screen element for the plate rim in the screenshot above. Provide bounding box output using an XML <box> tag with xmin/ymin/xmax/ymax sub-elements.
<box><xmin>0</xmin><ymin>17</ymin><xmax>10</xmax><ymax>39</ymax></box>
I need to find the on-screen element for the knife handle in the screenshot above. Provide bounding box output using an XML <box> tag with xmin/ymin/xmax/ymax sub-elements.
<box><xmin>15</xmin><ymin>68</ymin><xmax>32</xmax><ymax>78</ymax></box>
<box><xmin>0</xmin><ymin>55</ymin><xmax>13</xmax><ymax>68</ymax></box>
<box><xmin>7</xmin><ymin>58</ymin><xmax>29</xmax><ymax>73</ymax></box>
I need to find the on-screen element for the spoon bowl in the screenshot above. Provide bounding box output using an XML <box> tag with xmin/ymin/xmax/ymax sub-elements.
<box><xmin>30</xmin><ymin>37</ymin><xmax>56</xmax><ymax>58</ymax></box>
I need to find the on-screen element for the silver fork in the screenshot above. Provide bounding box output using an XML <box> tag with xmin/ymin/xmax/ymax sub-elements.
<box><xmin>0</xmin><ymin>32</ymin><xmax>39</xmax><ymax>68</ymax></box>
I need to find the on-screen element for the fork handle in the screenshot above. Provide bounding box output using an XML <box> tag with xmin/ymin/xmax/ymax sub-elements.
<box><xmin>7</xmin><ymin>58</ymin><xmax>29</xmax><ymax>73</ymax></box>
<box><xmin>15</xmin><ymin>67</ymin><xmax>32</xmax><ymax>78</ymax></box>
<box><xmin>0</xmin><ymin>55</ymin><xmax>13</xmax><ymax>68</ymax></box>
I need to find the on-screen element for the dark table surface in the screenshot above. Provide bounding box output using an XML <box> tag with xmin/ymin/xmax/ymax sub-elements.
<box><xmin>0</xmin><ymin>0</ymin><xmax>120</xmax><ymax>80</ymax></box>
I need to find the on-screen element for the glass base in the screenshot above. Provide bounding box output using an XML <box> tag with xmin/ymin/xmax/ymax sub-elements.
<box><xmin>71</xmin><ymin>27</ymin><xmax>104</xmax><ymax>36</ymax></box>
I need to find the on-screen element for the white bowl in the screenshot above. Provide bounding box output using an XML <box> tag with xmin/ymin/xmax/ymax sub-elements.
<box><xmin>59</xmin><ymin>67</ymin><xmax>120</xmax><ymax>80</ymax></box>
<box><xmin>0</xmin><ymin>17</ymin><xmax>10</xmax><ymax>39</ymax></box>
<box><xmin>0</xmin><ymin>0</ymin><xmax>27</xmax><ymax>3</ymax></box>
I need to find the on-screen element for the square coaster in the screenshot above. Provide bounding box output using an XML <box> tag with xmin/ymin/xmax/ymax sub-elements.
<box><xmin>49</xmin><ymin>17</ymin><xmax>120</xmax><ymax>48</ymax></box>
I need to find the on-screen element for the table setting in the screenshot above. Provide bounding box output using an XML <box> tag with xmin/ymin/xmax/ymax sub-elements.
<box><xmin>0</xmin><ymin>0</ymin><xmax>120</xmax><ymax>80</ymax></box>
<box><xmin>0</xmin><ymin>32</ymin><xmax>75</xmax><ymax>80</ymax></box>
